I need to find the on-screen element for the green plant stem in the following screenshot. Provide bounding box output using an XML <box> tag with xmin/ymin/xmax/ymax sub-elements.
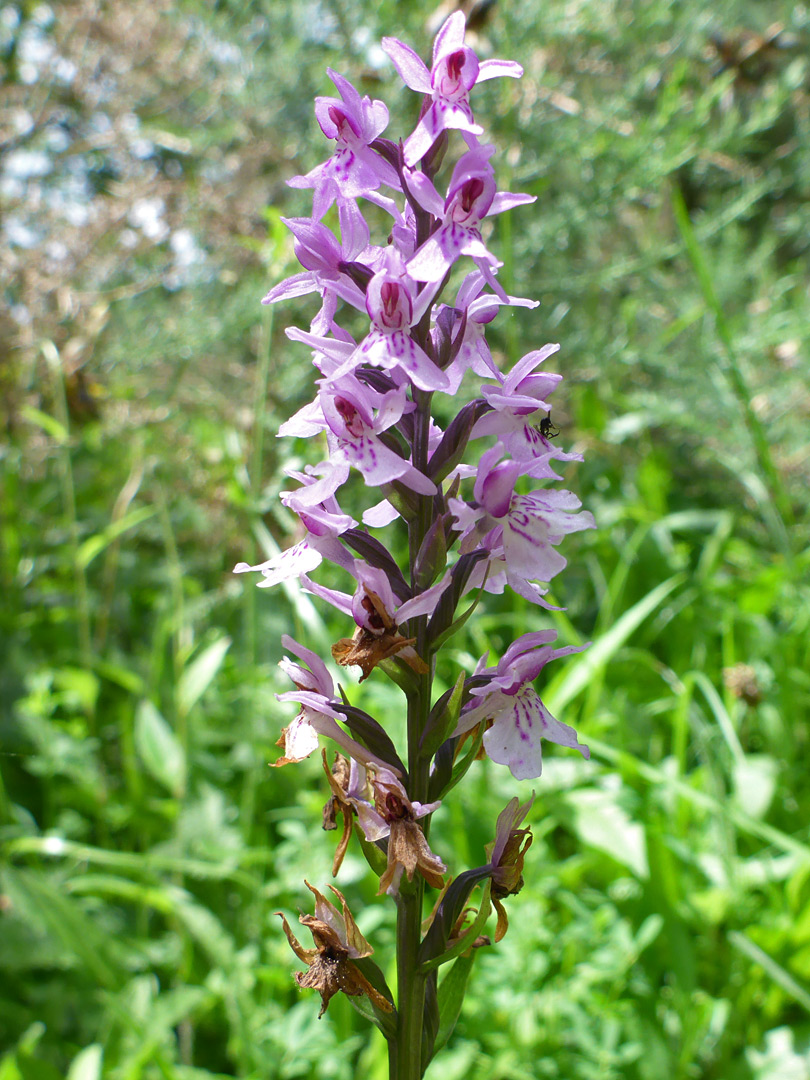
<box><xmin>391</xmin><ymin>380</ymin><xmax>438</xmax><ymax>1079</ymax></box>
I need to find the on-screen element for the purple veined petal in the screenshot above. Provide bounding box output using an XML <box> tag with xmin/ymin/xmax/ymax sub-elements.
<box><xmin>291</xmin><ymin>499</ymin><xmax>355</xmax><ymax>539</ymax></box>
<box><xmin>311</xmin><ymin>180</ymin><xmax>338</xmax><ymax>221</ymax></box>
<box><xmin>374</xmin><ymin>385</ymin><xmax>411</xmax><ymax>432</ymax></box>
<box><xmin>447</xmin><ymin>495</ymin><xmax>485</xmax><ymax>541</ymax></box>
<box><xmin>453</xmin><ymin>690</ymin><xmax>502</xmax><ymax>738</ymax></box>
<box><xmin>410</xmin><ymin>797</ymin><xmax>442</xmax><ymax>819</ymax></box>
<box><xmin>354</xmin><ymin>800</ymin><xmax>391</xmax><ymax>842</ymax></box>
<box><xmin>499</xmin><ymin>344</ymin><xmax>562</xmax><ymax>392</ymax></box>
<box><xmin>502</xmin><ymin>509</ymin><xmax>569</xmax><ymax>582</ymax></box>
<box><xmin>396</xmin><ymin>572</ymin><xmax>452</xmax><ymax>623</ymax></box>
<box><xmin>460</xmin><ymin>232</ymin><xmax>495</xmax><ymax>262</ymax></box>
<box><xmin>485</xmin><ymin>686</ymin><xmax>589</xmax><ymax>780</ymax></box>
<box><xmin>284</xmin><ymin>216</ymin><xmax>343</xmax><ymax>266</ymax></box>
<box><xmin>337</xmin><ymin>198</ymin><xmax>371</xmax><ymax>259</ymax></box>
<box><xmin>500</xmin><ymin>630</ymin><xmax>559</xmax><ymax>668</ymax></box>
<box><xmin>363</xmin><ymin>499</ymin><xmax>399</xmax><ymax>527</ymax></box>
<box><xmin>482</xmin><ymin>688</ymin><xmax>546</xmax><ymax>779</ymax></box>
<box><xmin>489</xmin><ymin>191</ymin><xmax>536</xmax><ymax>216</ymax></box>
<box><xmin>384</xmin><ymin>331</ymin><xmax>450</xmax><ymax>392</ymax></box>
<box><xmin>363</xmin><ymin>188</ymin><xmax>404</xmax><ymax>219</ymax></box>
<box><xmin>381</xmin><ymin>36</ymin><xmax>432</xmax><ymax>92</ymax></box>
<box><xmin>359</xmin><ymin>96</ymin><xmax>391</xmax><ymax>143</ymax></box>
<box><xmin>280</xmin><ymin>633</ymin><xmax>334</xmax><ymax>696</ymax></box>
<box><xmin>402</xmin><ymin>104</ymin><xmax>445</xmax><ymax>168</ymax></box>
<box><xmin>407</xmin><ymin>224</ymin><xmax>464</xmax><ymax>282</ymax></box>
<box><xmin>411</xmin><ymin>279</ymin><xmax>444</xmax><ymax>327</ymax></box>
<box><xmin>327</xmin><ymin>68</ymin><xmax>363</xmax><ymax>113</ymax></box>
<box><xmin>343</xmin><ymin>432</ymin><xmax>433</xmax><ymax>493</ymax></box>
<box><xmin>472</xmin><ymin>257</ymin><xmax>508</xmax><ymax>302</ymax></box>
<box><xmin>285</xmin><ymin>456</ymin><xmax>350</xmax><ymax>508</ymax></box>
<box><xmin>472</xmin><ymin>443</ymin><xmax>509</xmax><ymax>503</ymax></box>
<box><xmin>438</xmin><ymin>100</ymin><xmax>484</xmax><ymax>135</ymax></box>
<box><xmin>295</xmin><ymin>704</ymin><xmax>396</xmax><ymax>773</ymax></box>
<box><xmin>432</xmin><ymin>10</ymin><xmax>466</xmax><ymax>64</ymax></box>
<box><xmin>396</xmin><ymin>461</ymin><xmax>437</xmax><ymax>496</ymax></box>
<box><xmin>262</xmin><ymin>271</ymin><xmax>319</xmax><ymax>305</ymax></box>
<box><xmin>476</xmin><ymin>58</ymin><xmax>524</xmax><ymax>81</ymax></box>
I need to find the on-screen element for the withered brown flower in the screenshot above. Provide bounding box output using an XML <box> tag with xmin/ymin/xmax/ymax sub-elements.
<box><xmin>486</xmin><ymin>795</ymin><xmax>534</xmax><ymax>942</ymax></box>
<box><xmin>276</xmin><ymin>881</ymin><xmax>393</xmax><ymax>1018</ymax></box>
<box><xmin>371</xmin><ymin>773</ymin><xmax>446</xmax><ymax>895</ymax></box>
<box><xmin>321</xmin><ymin>750</ymin><xmax>363</xmax><ymax>876</ymax></box>
<box><xmin>331</xmin><ymin>587</ymin><xmax>429</xmax><ymax>681</ymax></box>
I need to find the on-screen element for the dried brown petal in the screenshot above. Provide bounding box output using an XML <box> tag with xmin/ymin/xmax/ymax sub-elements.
<box><xmin>378</xmin><ymin>819</ymin><xmax>447</xmax><ymax>894</ymax></box>
<box><xmin>332</xmin><ymin>627</ymin><xmax>424</xmax><ymax>681</ymax></box>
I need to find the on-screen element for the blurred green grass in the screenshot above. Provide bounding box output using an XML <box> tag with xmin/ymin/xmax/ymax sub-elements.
<box><xmin>1</xmin><ymin>1</ymin><xmax>809</xmax><ymax>1078</ymax></box>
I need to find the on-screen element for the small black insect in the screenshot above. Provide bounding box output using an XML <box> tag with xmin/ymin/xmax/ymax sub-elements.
<box><xmin>538</xmin><ymin>412</ymin><xmax>559</xmax><ymax>439</ymax></box>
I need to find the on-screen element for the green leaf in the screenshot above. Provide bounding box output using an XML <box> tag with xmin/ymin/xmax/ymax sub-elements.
<box><xmin>134</xmin><ymin>699</ymin><xmax>187</xmax><ymax>797</ymax></box>
<box><xmin>419</xmin><ymin>671</ymin><xmax>466</xmax><ymax>761</ymax></box>
<box><xmin>729</xmin><ymin>932</ymin><xmax>810</xmax><ymax>1014</ymax></box>
<box><xmin>66</xmin><ymin>1046</ymin><xmax>102</xmax><ymax>1080</ymax></box>
<box><xmin>21</xmin><ymin>406</ymin><xmax>68</xmax><ymax>444</ymax></box>
<box><xmin>1</xmin><ymin>868</ymin><xmax>125</xmax><ymax>989</ymax></box>
<box><xmin>420</xmin><ymin>880</ymin><xmax>492</xmax><ymax>973</ymax></box>
<box><xmin>545</xmin><ymin>573</ymin><xmax>687</xmax><ymax>713</ymax></box>
<box><xmin>433</xmin><ymin>953</ymin><xmax>476</xmax><ymax>1055</ymax></box>
<box><xmin>565</xmin><ymin>787</ymin><xmax>649</xmax><ymax>878</ymax></box>
<box><xmin>177</xmin><ymin>636</ymin><xmax>231</xmax><ymax>718</ymax></box>
<box><xmin>346</xmin><ymin>956</ymin><xmax>397</xmax><ymax>1039</ymax></box>
<box><xmin>76</xmin><ymin>506</ymin><xmax>157</xmax><ymax>569</ymax></box>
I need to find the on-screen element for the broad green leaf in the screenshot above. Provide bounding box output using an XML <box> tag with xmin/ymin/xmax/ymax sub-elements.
<box><xmin>733</xmin><ymin>755</ymin><xmax>779</xmax><ymax>820</ymax></box>
<box><xmin>434</xmin><ymin>953</ymin><xmax>476</xmax><ymax>1055</ymax></box>
<box><xmin>566</xmin><ymin>787</ymin><xmax>649</xmax><ymax>878</ymax></box>
<box><xmin>176</xmin><ymin>636</ymin><xmax>231</xmax><ymax>718</ymax></box>
<box><xmin>134</xmin><ymin>699</ymin><xmax>186</xmax><ymax>797</ymax></box>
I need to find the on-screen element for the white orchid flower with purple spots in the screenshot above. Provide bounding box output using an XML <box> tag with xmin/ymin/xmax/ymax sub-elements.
<box><xmin>433</xmin><ymin>272</ymin><xmax>539</xmax><ymax>392</ymax></box>
<box><xmin>454</xmin><ymin>631</ymin><xmax>590</xmax><ymax>780</ymax></box>
<box><xmin>450</xmin><ymin>443</ymin><xmax>596</xmax><ymax>584</ymax></box>
<box><xmin>406</xmin><ymin>145</ymin><xmax>535</xmax><ymax>298</ymax></box>
<box><xmin>382</xmin><ymin>11</ymin><xmax>523</xmax><ymax>167</ymax></box>
<box><xmin>288</xmin><ymin>68</ymin><xmax>400</xmax><ymax>219</ymax></box>
<box><xmin>261</xmin><ymin>212</ymin><xmax>372</xmax><ymax>321</ymax></box>
<box><xmin>471</xmin><ymin>346</ymin><xmax>588</xmax><ymax>465</ymax></box>
<box><xmin>318</xmin><ymin>249</ymin><xmax>449</xmax><ymax>392</ymax></box>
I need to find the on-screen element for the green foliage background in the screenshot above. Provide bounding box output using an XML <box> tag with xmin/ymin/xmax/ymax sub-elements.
<box><xmin>1</xmin><ymin>1</ymin><xmax>809</xmax><ymax>1077</ymax></box>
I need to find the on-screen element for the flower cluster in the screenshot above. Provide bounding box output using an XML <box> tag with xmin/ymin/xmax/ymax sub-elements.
<box><xmin>236</xmin><ymin>11</ymin><xmax>594</xmax><ymax>1038</ymax></box>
